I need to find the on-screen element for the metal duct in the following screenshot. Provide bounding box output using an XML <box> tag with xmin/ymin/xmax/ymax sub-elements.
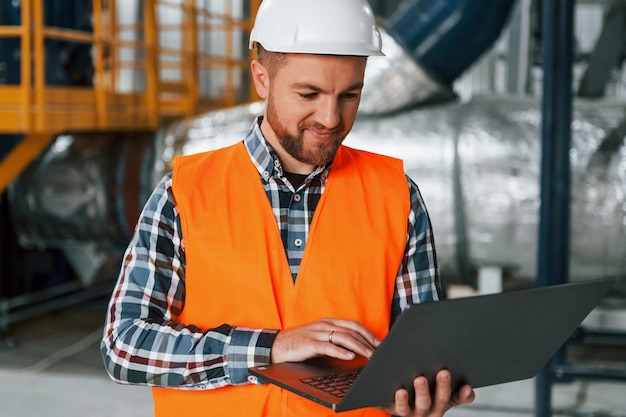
<box><xmin>359</xmin><ymin>28</ymin><xmax>455</xmax><ymax>115</ymax></box>
<box><xmin>385</xmin><ymin>0</ymin><xmax>518</xmax><ymax>86</ymax></box>
<box><xmin>361</xmin><ymin>0</ymin><xmax>518</xmax><ymax>115</ymax></box>
<box><xmin>8</xmin><ymin>131</ymin><xmax>155</xmax><ymax>285</ymax></box>
<box><xmin>152</xmin><ymin>95</ymin><xmax>626</xmax><ymax>288</ymax></box>
<box><xmin>7</xmin><ymin>95</ymin><xmax>626</xmax><ymax>288</ymax></box>
<box><xmin>9</xmin><ymin>132</ymin><xmax>155</xmax><ymax>245</ymax></box>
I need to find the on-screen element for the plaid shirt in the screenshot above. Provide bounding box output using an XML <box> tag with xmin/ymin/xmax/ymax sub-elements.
<box><xmin>101</xmin><ymin>117</ymin><xmax>441</xmax><ymax>389</ymax></box>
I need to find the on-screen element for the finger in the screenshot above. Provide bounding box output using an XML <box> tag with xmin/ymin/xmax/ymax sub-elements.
<box><xmin>393</xmin><ymin>388</ymin><xmax>411</xmax><ymax>416</ymax></box>
<box><xmin>271</xmin><ymin>319</ymin><xmax>380</xmax><ymax>363</ymax></box>
<box><xmin>272</xmin><ymin>325</ymin><xmax>354</xmax><ymax>363</ymax></box>
<box><xmin>318</xmin><ymin>319</ymin><xmax>379</xmax><ymax>358</ymax></box>
<box><xmin>315</xmin><ymin>332</ymin><xmax>357</xmax><ymax>360</ymax></box>
<box><xmin>450</xmin><ymin>384</ymin><xmax>476</xmax><ymax>407</ymax></box>
<box><xmin>323</xmin><ymin>329</ymin><xmax>376</xmax><ymax>358</ymax></box>
<box><xmin>324</xmin><ymin>318</ymin><xmax>381</xmax><ymax>347</ymax></box>
<box><xmin>412</xmin><ymin>376</ymin><xmax>432</xmax><ymax>416</ymax></box>
<box><xmin>431</xmin><ymin>370</ymin><xmax>453</xmax><ymax>415</ymax></box>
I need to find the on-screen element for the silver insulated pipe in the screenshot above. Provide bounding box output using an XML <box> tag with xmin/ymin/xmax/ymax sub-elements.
<box><xmin>8</xmin><ymin>100</ymin><xmax>626</xmax><ymax>288</ymax></box>
<box><xmin>149</xmin><ymin>95</ymin><xmax>626</xmax><ymax>288</ymax></box>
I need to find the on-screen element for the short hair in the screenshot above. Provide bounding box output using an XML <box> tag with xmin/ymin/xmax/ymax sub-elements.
<box><xmin>256</xmin><ymin>44</ymin><xmax>287</xmax><ymax>78</ymax></box>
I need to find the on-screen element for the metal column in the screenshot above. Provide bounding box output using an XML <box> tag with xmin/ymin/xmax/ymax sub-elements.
<box><xmin>534</xmin><ymin>0</ymin><xmax>574</xmax><ymax>416</ymax></box>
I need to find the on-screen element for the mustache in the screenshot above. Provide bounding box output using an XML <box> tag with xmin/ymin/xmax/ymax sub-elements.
<box><xmin>300</xmin><ymin>122</ymin><xmax>344</xmax><ymax>136</ymax></box>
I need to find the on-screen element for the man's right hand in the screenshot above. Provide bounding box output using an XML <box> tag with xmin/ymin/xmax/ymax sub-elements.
<box><xmin>270</xmin><ymin>318</ymin><xmax>381</xmax><ymax>363</ymax></box>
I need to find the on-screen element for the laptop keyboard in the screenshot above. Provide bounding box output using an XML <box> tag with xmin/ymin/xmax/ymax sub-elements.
<box><xmin>300</xmin><ymin>371</ymin><xmax>360</xmax><ymax>398</ymax></box>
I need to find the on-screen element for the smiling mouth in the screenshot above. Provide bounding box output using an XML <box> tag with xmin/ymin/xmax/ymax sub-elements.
<box><xmin>306</xmin><ymin>129</ymin><xmax>338</xmax><ymax>141</ymax></box>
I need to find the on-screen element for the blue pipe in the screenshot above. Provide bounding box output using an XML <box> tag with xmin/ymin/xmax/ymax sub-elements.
<box><xmin>385</xmin><ymin>0</ymin><xmax>518</xmax><ymax>86</ymax></box>
<box><xmin>534</xmin><ymin>1</ymin><xmax>575</xmax><ymax>417</ymax></box>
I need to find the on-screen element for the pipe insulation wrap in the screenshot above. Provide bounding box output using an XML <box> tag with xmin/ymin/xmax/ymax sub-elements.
<box><xmin>7</xmin><ymin>95</ymin><xmax>626</xmax><ymax>287</ymax></box>
<box><xmin>152</xmin><ymin>95</ymin><xmax>626</xmax><ymax>285</ymax></box>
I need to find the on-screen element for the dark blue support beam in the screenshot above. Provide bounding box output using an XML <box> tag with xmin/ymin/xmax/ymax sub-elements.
<box><xmin>535</xmin><ymin>1</ymin><xmax>574</xmax><ymax>417</ymax></box>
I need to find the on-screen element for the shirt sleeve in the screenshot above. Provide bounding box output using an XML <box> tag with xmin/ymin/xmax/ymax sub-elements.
<box><xmin>100</xmin><ymin>173</ymin><xmax>278</xmax><ymax>389</ymax></box>
<box><xmin>391</xmin><ymin>176</ymin><xmax>443</xmax><ymax>320</ymax></box>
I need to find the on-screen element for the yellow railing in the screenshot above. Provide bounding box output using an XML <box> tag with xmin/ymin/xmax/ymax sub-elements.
<box><xmin>0</xmin><ymin>0</ymin><xmax>261</xmax><ymax>133</ymax></box>
<box><xmin>0</xmin><ymin>0</ymin><xmax>261</xmax><ymax>191</ymax></box>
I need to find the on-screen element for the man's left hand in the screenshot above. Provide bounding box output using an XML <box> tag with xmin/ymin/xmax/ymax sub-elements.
<box><xmin>376</xmin><ymin>369</ymin><xmax>475</xmax><ymax>417</ymax></box>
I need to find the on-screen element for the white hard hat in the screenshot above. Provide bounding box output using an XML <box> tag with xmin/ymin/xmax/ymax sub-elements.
<box><xmin>249</xmin><ymin>0</ymin><xmax>384</xmax><ymax>56</ymax></box>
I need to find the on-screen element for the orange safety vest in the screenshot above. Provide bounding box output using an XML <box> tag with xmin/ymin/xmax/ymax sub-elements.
<box><xmin>153</xmin><ymin>142</ymin><xmax>409</xmax><ymax>417</ymax></box>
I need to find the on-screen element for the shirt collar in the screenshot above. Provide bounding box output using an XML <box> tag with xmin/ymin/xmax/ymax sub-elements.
<box><xmin>243</xmin><ymin>116</ymin><xmax>330</xmax><ymax>184</ymax></box>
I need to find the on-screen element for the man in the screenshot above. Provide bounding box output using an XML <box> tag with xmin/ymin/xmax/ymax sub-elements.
<box><xmin>101</xmin><ymin>0</ymin><xmax>475</xmax><ymax>416</ymax></box>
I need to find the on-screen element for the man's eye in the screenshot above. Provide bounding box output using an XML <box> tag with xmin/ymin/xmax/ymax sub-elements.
<box><xmin>341</xmin><ymin>94</ymin><xmax>359</xmax><ymax>101</ymax></box>
<box><xmin>299</xmin><ymin>93</ymin><xmax>317</xmax><ymax>99</ymax></box>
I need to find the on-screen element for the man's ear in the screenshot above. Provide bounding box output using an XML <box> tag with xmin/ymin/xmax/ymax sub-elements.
<box><xmin>250</xmin><ymin>60</ymin><xmax>269</xmax><ymax>99</ymax></box>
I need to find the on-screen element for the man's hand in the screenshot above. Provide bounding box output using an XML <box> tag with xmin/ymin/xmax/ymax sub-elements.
<box><xmin>270</xmin><ymin>318</ymin><xmax>381</xmax><ymax>363</ymax></box>
<box><xmin>376</xmin><ymin>370</ymin><xmax>475</xmax><ymax>417</ymax></box>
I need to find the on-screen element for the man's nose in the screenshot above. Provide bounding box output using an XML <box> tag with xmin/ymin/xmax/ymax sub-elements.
<box><xmin>316</xmin><ymin>97</ymin><xmax>341</xmax><ymax>129</ymax></box>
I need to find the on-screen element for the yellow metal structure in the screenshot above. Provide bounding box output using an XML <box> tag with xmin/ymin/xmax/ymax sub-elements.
<box><xmin>0</xmin><ymin>0</ymin><xmax>261</xmax><ymax>191</ymax></box>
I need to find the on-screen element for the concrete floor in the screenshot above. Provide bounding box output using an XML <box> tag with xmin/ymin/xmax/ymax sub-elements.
<box><xmin>0</xmin><ymin>302</ymin><xmax>625</xmax><ymax>417</ymax></box>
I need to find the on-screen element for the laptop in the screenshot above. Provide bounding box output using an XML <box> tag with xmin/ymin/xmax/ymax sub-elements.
<box><xmin>248</xmin><ymin>278</ymin><xmax>616</xmax><ymax>412</ymax></box>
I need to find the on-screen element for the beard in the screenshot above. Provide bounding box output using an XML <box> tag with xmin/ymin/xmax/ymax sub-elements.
<box><xmin>265</xmin><ymin>97</ymin><xmax>346</xmax><ymax>167</ymax></box>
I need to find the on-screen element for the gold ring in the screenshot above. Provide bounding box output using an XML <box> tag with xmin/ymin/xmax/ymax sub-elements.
<box><xmin>328</xmin><ymin>331</ymin><xmax>334</xmax><ymax>344</ymax></box>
